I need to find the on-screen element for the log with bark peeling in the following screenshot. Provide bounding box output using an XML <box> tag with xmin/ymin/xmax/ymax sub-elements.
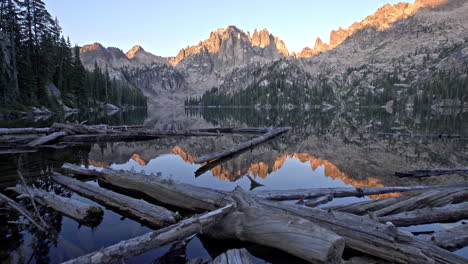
<box><xmin>194</xmin><ymin>127</ymin><xmax>291</xmax><ymax>164</ymax></box>
<box><xmin>379</xmin><ymin>202</ymin><xmax>468</xmax><ymax>227</ymax></box>
<box><xmin>7</xmin><ymin>184</ymin><xmax>103</xmax><ymax>225</ymax></box>
<box><xmin>421</xmin><ymin>224</ymin><xmax>468</xmax><ymax>251</ymax></box>
<box><xmin>212</xmin><ymin>248</ymin><xmax>255</xmax><ymax>264</ymax></box>
<box><xmin>52</xmin><ymin>173</ymin><xmax>179</xmax><ymax>227</ymax></box>
<box><xmin>62</xmin><ymin>204</ymin><xmax>234</xmax><ymax>264</ymax></box>
<box><xmin>253</xmin><ymin>184</ymin><xmax>468</xmax><ymax>201</ymax></box>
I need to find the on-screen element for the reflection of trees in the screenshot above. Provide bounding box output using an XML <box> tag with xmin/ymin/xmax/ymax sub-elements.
<box><xmin>0</xmin><ymin>144</ymin><xmax>94</xmax><ymax>263</ymax></box>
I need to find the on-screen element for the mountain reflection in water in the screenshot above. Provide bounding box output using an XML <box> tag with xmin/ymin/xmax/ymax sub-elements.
<box><xmin>1</xmin><ymin>106</ymin><xmax>467</xmax><ymax>263</ymax></box>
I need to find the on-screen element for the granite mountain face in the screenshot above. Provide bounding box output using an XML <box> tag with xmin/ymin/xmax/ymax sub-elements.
<box><xmin>79</xmin><ymin>0</ymin><xmax>468</xmax><ymax>108</ymax></box>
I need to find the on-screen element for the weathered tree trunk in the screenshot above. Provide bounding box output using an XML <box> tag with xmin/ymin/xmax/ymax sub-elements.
<box><xmin>8</xmin><ymin>185</ymin><xmax>103</xmax><ymax>225</ymax></box>
<box><xmin>324</xmin><ymin>194</ymin><xmax>414</xmax><ymax>215</ymax></box>
<box><xmin>253</xmin><ymin>184</ymin><xmax>468</xmax><ymax>201</ymax></box>
<box><xmin>27</xmin><ymin>131</ymin><xmax>68</xmax><ymax>147</ymax></box>
<box><xmin>0</xmin><ymin>127</ymin><xmax>51</xmax><ymax>135</ymax></box>
<box><xmin>379</xmin><ymin>202</ymin><xmax>468</xmax><ymax>227</ymax></box>
<box><xmin>207</xmin><ymin>187</ymin><xmax>345</xmax><ymax>264</ymax></box>
<box><xmin>302</xmin><ymin>195</ymin><xmax>334</xmax><ymax>207</ymax></box>
<box><xmin>52</xmin><ymin>173</ymin><xmax>179</xmax><ymax>227</ymax></box>
<box><xmin>396</xmin><ymin>167</ymin><xmax>468</xmax><ymax>177</ymax></box>
<box><xmin>374</xmin><ymin>189</ymin><xmax>468</xmax><ymax>216</ymax></box>
<box><xmin>61</xmin><ymin>163</ymin><xmax>233</xmax><ymax>212</ymax></box>
<box><xmin>211</xmin><ymin>248</ymin><xmax>255</xmax><ymax>264</ymax></box>
<box><xmin>0</xmin><ymin>192</ymin><xmax>51</xmax><ymax>232</ymax></box>
<box><xmin>62</xmin><ymin>204</ymin><xmax>234</xmax><ymax>264</ymax></box>
<box><xmin>194</xmin><ymin>127</ymin><xmax>291</xmax><ymax>164</ymax></box>
<box><xmin>421</xmin><ymin>224</ymin><xmax>468</xmax><ymax>251</ymax></box>
<box><xmin>253</xmin><ymin>199</ymin><xmax>467</xmax><ymax>264</ymax></box>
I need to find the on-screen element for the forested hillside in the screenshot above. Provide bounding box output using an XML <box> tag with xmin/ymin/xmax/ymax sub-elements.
<box><xmin>0</xmin><ymin>0</ymin><xmax>146</xmax><ymax>113</ymax></box>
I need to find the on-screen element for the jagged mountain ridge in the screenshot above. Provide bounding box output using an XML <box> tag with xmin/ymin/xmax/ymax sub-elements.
<box><xmin>79</xmin><ymin>0</ymin><xmax>466</xmax><ymax>107</ymax></box>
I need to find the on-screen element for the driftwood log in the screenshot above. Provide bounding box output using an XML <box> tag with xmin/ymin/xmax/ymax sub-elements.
<box><xmin>253</xmin><ymin>184</ymin><xmax>468</xmax><ymax>201</ymax></box>
<box><xmin>421</xmin><ymin>224</ymin><xmax>468</xmax><ymax>251</ymax></box>
<box><xmin>61</xmin><ymin>163</ymin><xmax>233</xmax><ymax>212</ymax></box>
<box><xmin>52</xmin><ymin>173</ymin><xmax>179</xmax><ymax>227</ymax></box>
<box><xmin>62</xmin><ymin>164</ymin><xmax>467</xmax><ymax>264</ymax></box>
<box><xmin>396</xmin><ymin>167</ymin><xmax>468</xmax><ymax>177</ymax></box>
<box><xmin>208</xmin><ymin>187</ymin><xmax>345</xmax><ymax>264</ymax></box>
<box><xmin>194</xmin><ymin>127</ymin><xmax>291</xmax><ymax>164</ymax></box>
<box><xmin>212</xmin><ymin>248</ymin><xmax>255</xmax><ymax>264</ymax></box>
<box><xmin>7</xmin><ymin>184</ymin><xmax>103</xmax><ymax>225</ymax></box>
<box><xmin>62</xmin><ymin>204</ymin><xmax>234</xmax><ymax>264</ymax></box>
<box><xmin>379</xmin><ymin>202</ymin><xmax>468</xmax><ymax>227</ymax></box>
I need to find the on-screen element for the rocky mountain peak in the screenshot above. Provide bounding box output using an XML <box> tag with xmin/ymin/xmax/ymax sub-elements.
<box><xmin>125</xmin><ymin>45</ymin><xmax>145</xmax><ymax>59</ymax></box>
<box><xmin>80</xmin><ymin>42</ymin><xmax>105</xmax><ymax>54</ymax></box>
<box><xmin>298</xmin><ymin>0</ymin><xmax>449</xmax><ymax>58</ymax></box>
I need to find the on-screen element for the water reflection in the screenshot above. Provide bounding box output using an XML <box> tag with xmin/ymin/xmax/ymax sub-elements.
<box><xmin>0</xmin><ymin>106</ymin><xmax>467</xmax><ymax>263</ymax></box>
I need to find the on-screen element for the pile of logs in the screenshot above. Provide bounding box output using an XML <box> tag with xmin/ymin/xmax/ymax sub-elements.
<box><xmin>14</xmin><ymin>164</ymin><xmax>461</xmax><ymax>263</ymax></box>
<box><xmin>0</xmin><ymin>123</ymin><xmax>291</xmax><ymax>156</ymax></box>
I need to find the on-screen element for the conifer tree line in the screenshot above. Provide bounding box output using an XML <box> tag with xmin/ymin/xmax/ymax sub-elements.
<box><xmin>0</xmin><ymin>0</ymin><xmax>147</xmax><ymax>111</ymax></box>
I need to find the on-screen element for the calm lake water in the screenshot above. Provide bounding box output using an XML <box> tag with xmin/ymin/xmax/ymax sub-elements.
<box><xmin>0</xmin><ymin>107</ymin><xmax>467</xmax><ymax>263</ymax></box>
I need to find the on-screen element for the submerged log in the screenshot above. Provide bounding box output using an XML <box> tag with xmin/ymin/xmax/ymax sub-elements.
<box><xmin>52</xmin><ymin>173</ymin><xmax>179</xmax><ymax>227</ymax></box>
<box><xmin>0</xmin><ymin>192</ymin><xmax>51</xmax><ymax>233</ymax></box>
<box><xmin>208</xmin><ymin>187</ymin><xmax>345</xmax><ymax>264</ymax></box>
<box><xmin>8</xmin><ymin>185</ymin><xmax>103</xmax><ymax>225</ymax></box>
<box><xmin>194</xmin><ymin>127</ymin><xmax>291</xmax><ymax>164</ymax></box>
<box><xmin>396</xmin><ymin>167</ymin><xmax>468</xmax><ymax>177</ymax></box>
<box><xmin>303</xmin><ymin>195</ymin><xmax>334</xmax><ymax>207</ymax></box>
<box><xmin>27</xmin><ymin>131</ymin><xmax>68</xmax><ymax>147</ymax></box>
<box><xmin>61</xmin><ymin>163</ymin><xmax>233</xmax><ymax>212</ymax></box>
<box><xmin>212</xmin><ymin>248</ymin><xmax>255</xmax><ymax>264</ymax></box>
<box><xmin>379</xmin><ymin>202</ymin><xmax>468</xmax><ymax>227</ymax></box>
<box><xmin>62</xmin><ymin>204</ymin><xmax>234</xmax><ymax>264</ymax></box>
<box><xmin>150</xmin><ymin>235</ymin><xmax>195</xmax><ymax>264</ymax></box>
<box><xmin>253</xmin><ymin>184</ymin><xmax>468</xmax><ymax>201</ymax></box>
<box><xmin>422</xmin><ymin>224</ymin><xmax>468</xmax><ymax>251</ymax></box>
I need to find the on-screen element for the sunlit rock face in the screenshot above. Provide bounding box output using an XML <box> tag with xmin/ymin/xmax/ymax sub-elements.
<box><xmin>298</xmin><ymin>0</ymin><xmax>449</xmax><ymax>58</ymax></box>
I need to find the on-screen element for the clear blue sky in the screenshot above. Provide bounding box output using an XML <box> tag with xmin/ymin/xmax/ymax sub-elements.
<box><xmin>44</xmin><ymin>0</ymin><xmax>411</xmax><ymax>56</ymax></box>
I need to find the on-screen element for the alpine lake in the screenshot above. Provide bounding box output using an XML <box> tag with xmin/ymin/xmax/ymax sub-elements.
<box><xmin>0</xmin><ymin>106</ymin><xmax>467</xmax><ymax>264</ymax></box>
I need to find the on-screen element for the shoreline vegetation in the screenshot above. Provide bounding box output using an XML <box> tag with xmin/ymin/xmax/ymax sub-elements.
<box><xmin>0</xmin><ymin>1</ymin><xmax>147</xmax><ymax>116</ymax></box>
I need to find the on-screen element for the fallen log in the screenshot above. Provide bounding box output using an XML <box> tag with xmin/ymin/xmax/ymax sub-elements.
<box><xmin>52</xmin><ymin>173</ymin><xmax>179</xmax><ymax>227</ymax></box>
<box><xmin>0</xmin><ymin>192</ymin><xmax>51</xmax><ymax>233</ymax></box>
<box><xmin>374</xmin><ymin>189</ymin><xmax>468</xmax><ymax>216</ymax></box>
<box><xmin>253</xmin><ymin>184</ymin><xmax>468</xmax><ymax>201</ymax></box>
<box><xmin>379</xmin><ymin>202</ymin><xmax>468</xmax><ymax>227</ymax></box>
<box><xmin>27</xmin><ymin>131</ymin><xmax>68</xmax><ymax>147</ymax></box>
<box><xmin>256</xmin><ymin>198</ymin><xmax>467</xmax><ymax>264</ymax></box>
<box><xmin>421</xmin><ymin>224</ymin><xmax>468</xmax><ymax>251</ymax></box>
<box><xmin>212</xmin><ymin>248</ymin><xmax>255</xmax><ymax>264</ymax></box>
<box><xmin>0</xmin><ymin>127</ymin><xmax>51</xmax><ymax>135</ymax></box>
<box><xmin>62</xmin><ymin>163</ymin><xmax>233</xmax><ymax>212</ymax></box>
<box><xmin>62</xmin><ymin>204</ymin><xmax>234</xmax><ymax>264</ymax></box>
<box><xmin>303</xmin><ymin>195</ymin><xmax>334</xmax><ymax>207</ymax></box>
<box><xmin>396</xmin><ymin>167</ymin><xmax>468</xmax><ymax>177</ymax></box>
<box><xmin>207</xmin><ymin>187</ymin><xmax>345</xmax><ymax>264</ymax></box>
<box><xmin>324</xmin><ymin>195</ymin><xmax>414</xmax><ymax>215</ymax></box>
<box><xmin>194</xmin><ymin>127</ymin><xmax>291</xmax><ymax>164</ymax></box>
<box><xmin>61</xmin><ymin>165</ymin><xmax>468</xmax><ymax>263</ymax></box>
<box><xmin>7</xmin><ymin>184</ymin><xmax>103</xmax><ymax>225</ymax></box>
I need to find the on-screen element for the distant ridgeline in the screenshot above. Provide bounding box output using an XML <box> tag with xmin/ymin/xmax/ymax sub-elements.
<box><xmin>186</xmin><ymin>58</ymin><xmax>468</xmax><ymax>109</ymax></box>
<box><xmin>0</xmin><ymin>0</ymin><xmax>147</xmax><ymax>112</ymax></box>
